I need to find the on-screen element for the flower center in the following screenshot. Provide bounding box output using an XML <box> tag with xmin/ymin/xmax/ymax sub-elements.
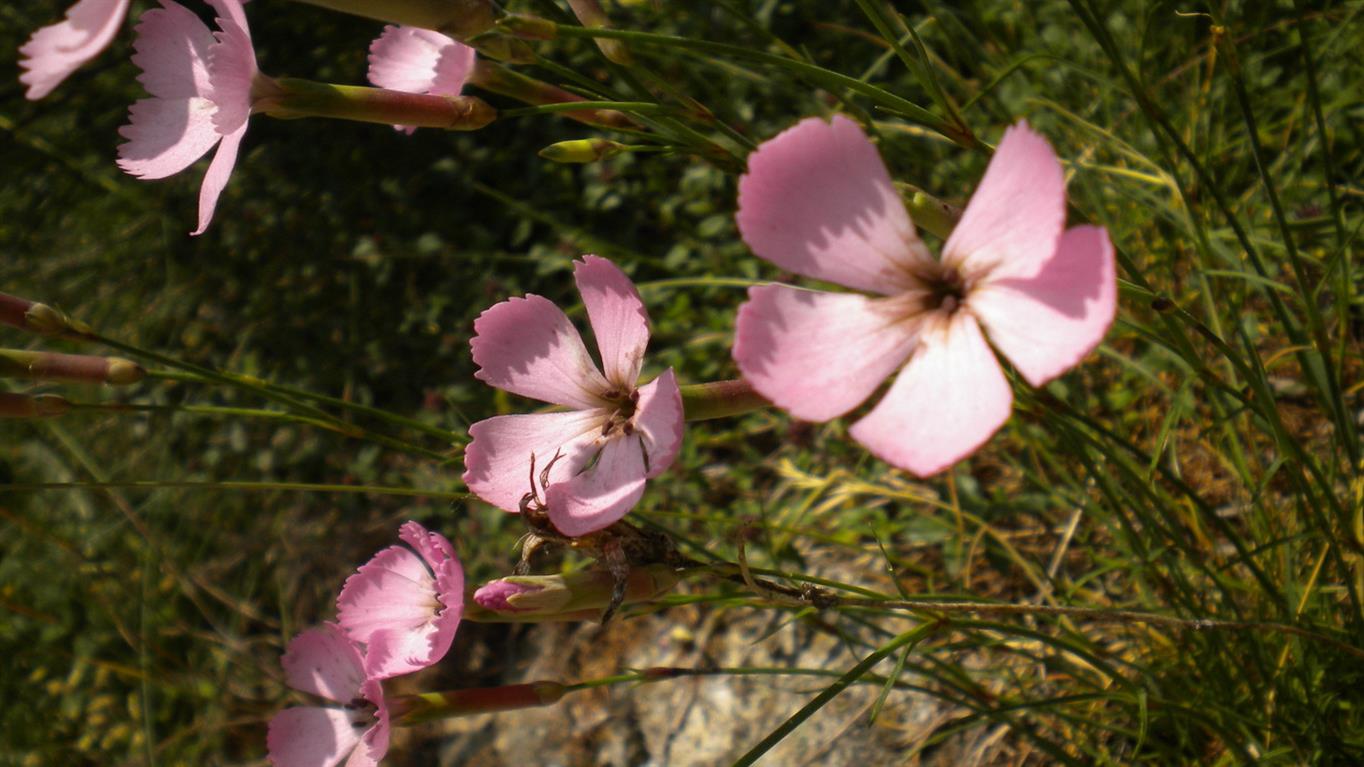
<box><xmin>599</xmin><ymin>388</ymin><xmax>640</xmax><ymax>438</ymax></box>
<box><xmin>343</xmin><ymin>696</ymin><xmax>377</xmax><ymax>730</ymax></box>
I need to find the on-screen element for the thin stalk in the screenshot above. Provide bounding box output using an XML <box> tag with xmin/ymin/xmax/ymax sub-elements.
<box><xmin>549</xmin><ymin>24</ymin><xmax>976</xmax><ymax>149</ymax></box>
<box><xmin>731</xmin><ymin>625</ymin><xmax>937</xmax><ymax>767</ymax></box>
<box><xmin>1</xmin><ymin>481</ymin><xmax>467</xmax><ymax>501</ymax></box>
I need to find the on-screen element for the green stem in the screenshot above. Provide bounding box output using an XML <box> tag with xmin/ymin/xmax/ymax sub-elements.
<box><xmin>257</xmin><ymin>79</ymin><xmax>495</xmax><ymax>131</ymax></box>
<box><xmin>500</xmin><ymin>101</ymin><xmax>669</xmax><ymax>118</ymax></box>
<box><xmin>147</xmin><ymin>369</ymin><xmax>461</xmax><ymax>444</ymax></box>
<box><xmin>0</xmin><ymin>480</ymin><xmax>467</xmax><ymax>500</ymax></box>
<box><xmin>390</xmin><ymin>665</ymin><xmax>934</xmax><ymax>726</ymax></box>
<box><xmin>286</xmin><ymin>0</ymin><xmax>494</xmax><ymax>39</ymax></box>
<box><xmin>679</xmin><ymin>379</ymin><xmax>769</xmax><ymax>421</ymax></box>
<box><xmin>468</xmin><ymin>60</ymin><xmax>637</xmax><ymax>130</ymax></box>
<box><xmin>89</xmin><ymin>337</ymin><xmax>451</xmax><ymax>461</ymax></box>
<box><xmin>545</xmin><ymin>23</ymin><xmax>976</xmax><ymax>149</ymax></box>
<box><xmin>731</xmin><ymin>626</ymin><xmax>936</xmax><ymax>767</ymax></box>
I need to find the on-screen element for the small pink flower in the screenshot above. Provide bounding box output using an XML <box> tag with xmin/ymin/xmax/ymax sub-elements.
<box><xmin>116</xmin><ymin>0</ymin><xmax>259</xmax><ymax>235</ymax></box>
<box><xmin>19</xmin><ymin>0</ymin><xmax>131</xmax><ymax>100</ymax></box>
<box><xmin>267</xmin><ymin>623</ymin><xmax>390</xmax><ymax>767</ymax></box>
<box><xmin>367</xmin><ymin>25</ymin><xmax>476</xmax><ymax>134</ymax></box>
<box><xmin>463</xmin><ymin>255</ymin><xmax>685</xmax><ymax>537</ymax></box>
<box><xmin>734</xmin><ymin>116</ymin><xmax>1116</xmax><ymax>476</ymax></box>
<box><xmin>335</xmin><ymin>521</ymin><xmax>464</xmax><ymax>680</ymax></box>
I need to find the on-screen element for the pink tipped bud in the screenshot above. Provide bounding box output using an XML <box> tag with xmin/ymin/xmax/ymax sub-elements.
<box><xmin>0</xmin><ymin>350</ymin><xmax>144</xmax><ymax>386</ymax></box>
<box><xmin>0</xmin><ymin>392</ymin><xmax>71</xmax><ymax>419</ymax></box>
<box><xmin>469</xmin><ymin>565</ymin><xmax>680</xmax><ymax>621</ymax></box>
<box><xmin>474</xmin><ymin>577</ymin><xmax>569</xmax><ymax>614</ymax></box>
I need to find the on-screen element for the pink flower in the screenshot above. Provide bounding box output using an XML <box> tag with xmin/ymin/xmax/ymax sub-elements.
<box><xmin>335</xmin><ymin>521</ymin><xmax>464</xmax><ymax>680</ymax></box>
<box><xmin>734</xmin><ymin>116</ymin><xmax>1115</xmax><ymax>476</ymax></box>
<box><xmin>463</xmin><ymin>255</ymin><xmax>685</xmax><ymax>537</ymax></box>
<box><xmin>116</xmin><ymin>0</ymin><xmax>259</xmax><ymax>235</ymax></box>
<box><xmin>267</xmin><ymin>623</ymin><xmax>390</xmax><ymax>767</ymax></box>
<box><xmin>19</xmin><ymin>0</ymin><xmax>131</xmax><ymax>100</ymax></box>
<box><xmin>367</xmin><ymin>25</ymin><xmax>476</xmax><ymax>134</ymax></box>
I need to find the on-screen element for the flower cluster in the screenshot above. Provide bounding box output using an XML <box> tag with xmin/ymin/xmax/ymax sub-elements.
<box><xmin>18</xmin><ymin>4</ymin><xmax>1120</xmax><ymax>763</ymax></box>
<box><xmin>268</xmin><ymin>521</ymin><xmax>463</xmax><ymax>767</ymax></box>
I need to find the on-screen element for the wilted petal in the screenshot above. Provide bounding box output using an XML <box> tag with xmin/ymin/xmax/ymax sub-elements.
<box><xmin>944</xmin><ymin>121</ymin><xmax>1066</xmax><ymax>280</ymax></box>
<box><xmin>267</xmin><ymin>707</ymin><xmax>362</xmax><ymax>767</ymax></box>
<box><xmin>850</xmin><ymin>315</ymin><xmax>1013</xmax><ymax>476</ymax></box>
<box><xmin>575</xmin><ymin>255</ymin><xmax>650</xmax><ymax>389</ymax></box>
<box><xmin>116</xmin><ymin>96</ymin><xmax>221</xmax><ymax>179</ymax></box>
<box><xmin>280</xmin><ymin>624</ymin><xmax>365</xmax><ymax>703</ymax></box>
<box><xmin>971</xmin><ymin>225</ymin><xmax>1116</xmax><ymax>386</ymax></box>
<box><xmin>734</xmin><ymin>286</ymin><xmax>919</xmax><ymax>422</ymax></box>
<box><xmin>191</xmin><ymin>123</ymin><xmax>245</xmax><ymax>235</ymax></box>
<box><xmin>463</xmin><ymin>409</ymin><xmax>610</xmax><ymax>513</ymax></box>
<box><xmin>632</xmin><ymin>369</ymin><xmax>683</xmax><ymax>479</ymax></box>
<box><xmin>546</xmin><ymin>432</ymin><xmax>647</xmax><ymax>537</ymax></box>
<box><xmin>206</xmin><ymin>0</ymin><xmax>258</xmax><ymax>134</ymax></box>
<box><xmin>737</xmin><ymin>115</ymin><xmax>931</xmax><ymax>295</ymax></box>
<box><xmin>471</xmin><ymin>295</ymin><xmax>612</xmax><ymax>409</ymax></box>
<box><xmin>19</xmin><ymin>0</ymin><xmax>132</xmax><ymax>100</ymax></box>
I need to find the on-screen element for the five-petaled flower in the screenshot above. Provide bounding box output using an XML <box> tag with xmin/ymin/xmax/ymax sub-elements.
<box><xmin>367</xmin><ymin>25</ymin><xmax>476</xmax><ymax>134</ymax></box>
<box><xmin>20</xmin><ymin>0</ymin><xmax>132</xmax><ymax>100</ymax></box>
<box><xmin>116</xmin><ymin>0</ymin><xmax>262</xmax><ymax>235</ymax></box>
<box><xmin>734</xmin><ymin>116</ymin><xmax>1115</xmax><ymax>476</ymax></box>
<box><xmin>463</xmin><ymin>255</ymin><xmax>685</xmax><ymax>537</ymax></box>
<box><xmin>336</xmin><ymin>521</ymin><xmax>464</xmax><ymax>680</ymax></box>
<box><xmin>267</xmin><ymin>623</ymin><xmax>390</xmax><ymax>767</ymax></box>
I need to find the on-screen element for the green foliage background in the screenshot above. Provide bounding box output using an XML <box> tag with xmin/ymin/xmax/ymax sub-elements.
<box><xmin>1</xmin><ymin>1</ymin><xmax>1362</xmax><ymax>764</ymax></box>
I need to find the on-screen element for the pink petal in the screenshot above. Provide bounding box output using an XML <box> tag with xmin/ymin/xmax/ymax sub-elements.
<box><xmin>116</xmin><ymin>96</ymin><xmax>221</xmax><ymax>180</ymax></box>
<box><xmin>362</xmin><ymin>622</ymin><xmax>450</xmax><ymax>680</ymax></box>
<box><xmin>345</xmin><ymin>522</ymin><xmax>464</xmax><ymax>679</ymax></box>
<box><xmin>368</xmin><ymin>26</ymin><xmax>450</xmax><ymax>93</ymax></box>
<box><xmin>632</xmin><ymin>368</ymin><xmax>684</xmax><ymax>479</ymax></box>
<box><xmin>335</xmin><ymin>545</ymin><xmax>437</xmax><ymax>644</ymax></box>
<box><xmin>736</xmin><ymin>115</ymin><xmax>932</xmax><ymax>295</ymax></box>
<box><xmin>463</xmin><ymin>410</ymin><xmax>611</xmax><ymax>512</ymax></box>
<box><xmin>546</xmin><ymin>432</ymin><xmax>647</xmax><ymax>537</ymax></box>
<box><xmin>19</xmin><ymin>0</ymin><xmax>131</xmax><ymax>100</ymax></box>
<box><xmin>733</xmin><ymin>286</ymin><xmax>919</xmax><ymax>422</ymax></box>
<box><xmin>970</xmin><ymin>225</ymin><xmax>1116</xmax><ymax>386</ymax></box>
<box><xmin>943</xmin><ymin>121</ymin><xmax>1066</xmax><ymax>281</ymax></box>
<box><xmin>398</xmin><ymin>521</ymin><xmax>465</xmax><ymax>611</ymax></box>
<box><xmin>367</xmin><ymin>25</ymin><xmax>474</xmax><ymax>133</ymax></box>
<box><xmin>470</xmin><ymin>295</ymin><xmax>611</xmax><ymax>410</ymax></box>
<box><xmin>849</xmin><ymin>315</ymin><xmax>1013</xmax><ymax>476</ymax></box>
<box><xmin>267</xmin><ymin>707</ymin><xmax>362</xmax><ymax>767</ymax></box>
<box><xmin>280</xmin><ymin>624</ymin><xmax>365</xmax><ymax>703</ymax></box>
<box><xmin>128</xmin><ymin>0</ymin><xmax>214</xmax><ymax>100</ymax></box>
<box><xmin>574</xmin><ymin>255</ymin><xmax>650</xmax><ymax>389</ymax></box>
<box><xmin>206</xmin><ymin>0</ymin><xmax>258</xmax><ymax>134</ymax></box>
<box><xmin>191</xmin><ymin>122</ymin><xmax>245</xmax><ymax>235</ymax></box>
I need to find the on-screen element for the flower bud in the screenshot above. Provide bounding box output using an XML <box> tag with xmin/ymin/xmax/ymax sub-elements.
<box><xmin>497</xmin><ymin>14</ymin><xmax>558</xmax><ymax>41</ymax></box>
<box><xmin>0</xmin><ymin>350</ymin><xmax>145</xmax><ymax>386</ymax></box>
<box><xmin>0</xmin><ymin>297</ymin><xmax>93</xmax><ymax>338</ymax></box>
<box><xmin>469</xmin><ymin>564</ymin><xmax>680</xmax><ymax>620</ymax></box>
<box><xmin>566</xmin><ymin>0</ymin><xmax>631</xmax><ymax>64</ymax></box>
<box><xmin>538</xmin><ymin>139</ymin><xmax>626</xmax><ymax>164</ymax></box>
<box><xmin>0</xmin><ymin>392</ymin><xmax>71</xmax><ymax>419</ymax></box>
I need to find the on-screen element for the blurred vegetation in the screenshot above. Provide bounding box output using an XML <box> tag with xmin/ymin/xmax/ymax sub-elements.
<box><xmin>2</xmin><ymin>0</ymin><xmax>1362</xmax><ymax>764</ymax></box>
